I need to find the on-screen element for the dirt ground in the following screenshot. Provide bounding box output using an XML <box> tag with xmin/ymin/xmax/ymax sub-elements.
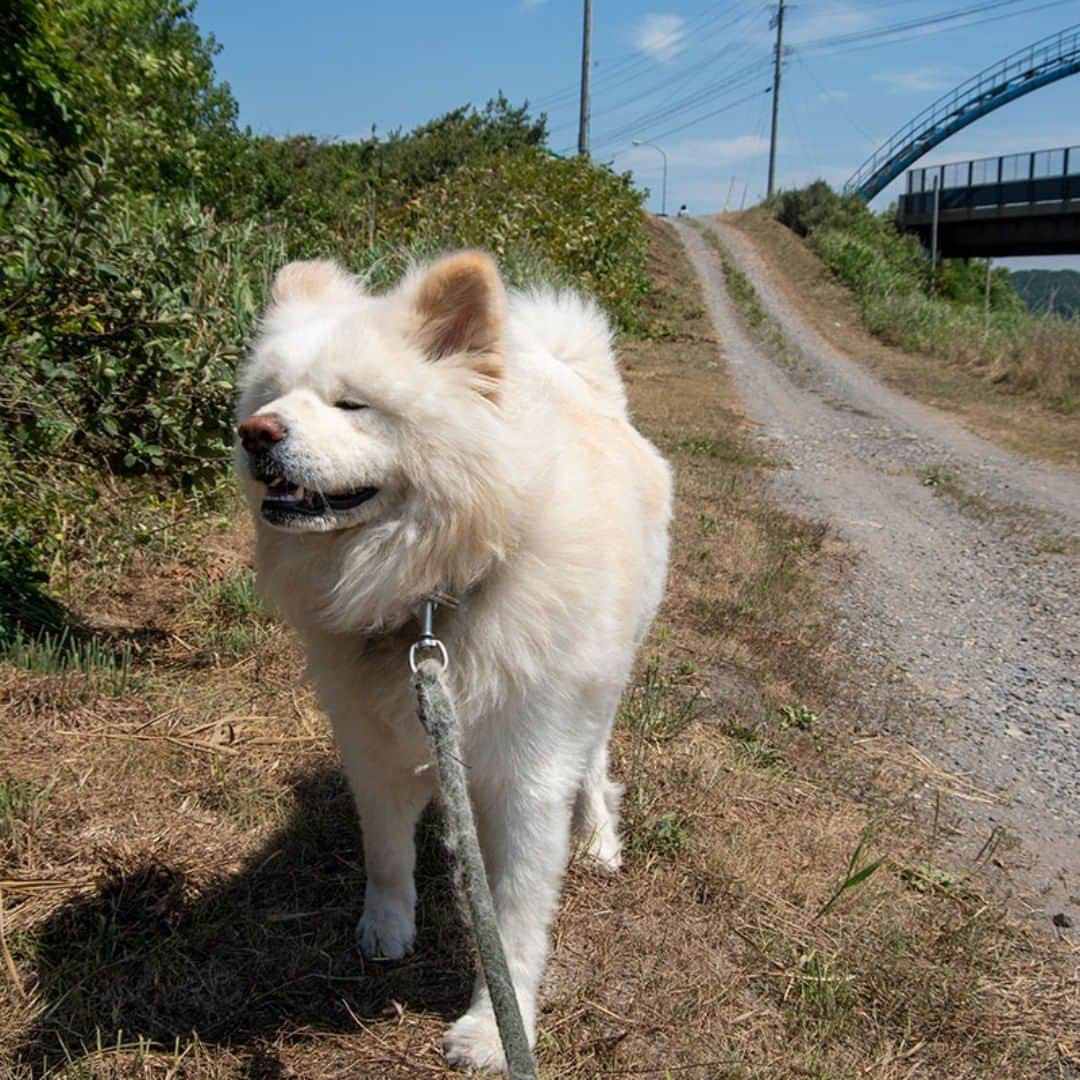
<box><xmin>0</xmin><ymin>219</ymin><xmax>1076</xmax><ymax>1078</ymax></box>
<box><xmin>677</xmin><ymin>215</ymin><xmax>1080</xmax><ymax>921</ymax></box>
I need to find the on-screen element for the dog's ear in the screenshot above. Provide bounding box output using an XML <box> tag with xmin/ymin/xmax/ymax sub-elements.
<box><xmin>408</xmin><ymin>252</ymin><xmax>505</xmax><ymax>393</ymax></box>
<box><xmin>271</xmin><ymin>259</ymin><xmax>359</xmax><ymax>305</ymax></box>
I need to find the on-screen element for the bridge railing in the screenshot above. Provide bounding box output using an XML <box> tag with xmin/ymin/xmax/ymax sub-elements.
<box><xmin>845</xmin><ymin>24</ymin><xmax>1080</xmax><ymax>200</ymax></box>
<box><xmin>898</xmin><ymin>146</ymin><xmax>1080</xmax><ymax>218</ymax></box>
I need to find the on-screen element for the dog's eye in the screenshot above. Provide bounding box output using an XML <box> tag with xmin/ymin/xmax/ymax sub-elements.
<box><xmin>334</xmin><ymin>399</ymin><xmax>368</xmax><ymax>411</ymax></box>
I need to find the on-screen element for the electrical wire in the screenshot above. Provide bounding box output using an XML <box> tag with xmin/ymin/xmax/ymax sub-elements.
<box><xmin>530</xmin><ymin>0</ymin><xmax>750</xmax><ymax>111</ymax></box>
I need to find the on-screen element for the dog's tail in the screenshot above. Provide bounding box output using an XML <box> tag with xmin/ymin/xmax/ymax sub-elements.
<box><xmin>513</xmin><ymin>289</ymin><xmax>627</xmax><ymax>415</ymax></box>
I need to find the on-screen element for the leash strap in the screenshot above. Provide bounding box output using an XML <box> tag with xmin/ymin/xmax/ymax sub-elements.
<box><xmin>412</xmin><ymin>654</ymin><xmax>539</xmax><ymax>1080</ymax></box>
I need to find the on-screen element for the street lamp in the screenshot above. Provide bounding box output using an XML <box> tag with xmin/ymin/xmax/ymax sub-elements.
<box><xmin>632</xmin><ymin>139</ymin><xmax>667</xmax><ymax>216</ymax></box>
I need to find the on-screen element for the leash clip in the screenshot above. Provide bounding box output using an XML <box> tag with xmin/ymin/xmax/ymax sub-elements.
<box><xmin>409</xmin><ymin>598</ymin><xmax>449</xmax><ymax>673</ymax></box>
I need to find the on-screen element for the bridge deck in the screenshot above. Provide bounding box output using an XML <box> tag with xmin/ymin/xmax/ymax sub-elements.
<box><xmin>896</xmin><ymin>147</ymin><xmax>1080</xmax><ymax>257</ymax></box>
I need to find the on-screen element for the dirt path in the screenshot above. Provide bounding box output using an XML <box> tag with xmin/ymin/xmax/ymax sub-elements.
<box><xmin>675</xmin><ymin>217</ymin><xmax>1080</xmax><ymax>920</ymax></box>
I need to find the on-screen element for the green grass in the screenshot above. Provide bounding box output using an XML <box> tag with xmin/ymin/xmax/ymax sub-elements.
<box><xmin>626</xmin><ymin>811</ymin><xmax>691</xmax><ymax>859</ymax></box>
<box><xmin>197</xmin><ymin>567</ymin><xmax>269</xmax><ymax>660</ymax></box>
<box><xmin>0</xmin><ymin>778</ymin><xmax>51</xmax><ymax>847</ymax></box>
<box><xmin>2</xmin><ymin>629</ymin><xmax>134</xmax><ymax>693</ymax></box>
<box><xmin>779</xmin><ymin>704</ymin><xmax>817</xmax><ymax>731</ymax></box>
<box><xmin>693</xmin><ymin>221</ymin><xmax>800</xmax><ymax>369</ymax></box>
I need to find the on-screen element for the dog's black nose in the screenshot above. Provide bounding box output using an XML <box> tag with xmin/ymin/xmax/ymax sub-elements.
<box><xmin>238</xmin><ymin>413</ymin><xmax>287</xmax><ymax>453</ymax></box>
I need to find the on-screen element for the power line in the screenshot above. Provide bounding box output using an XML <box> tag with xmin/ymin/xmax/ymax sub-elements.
<box><xmin>641</xmin><ymin>87</ymin><xmax>772</xmax><ymax>146</ymax></box>
<box><xmin>797</xmin><ymin>0</ymin><xmax>1070</xmax><ymax>53</ymax></box>
<box><xmin>531</xmin><ymin>0</ymin><xmax>748</xmax><ymax>112</ymax></box>
<box><xmin>587</xmin><ymin>57</ymin><xmax>773</xmax><ymax>152</ymax></box>
<box><xmin>546</xmin><ymin>7</ymin><xmax>761</xmax><ymax>138</ymax></box>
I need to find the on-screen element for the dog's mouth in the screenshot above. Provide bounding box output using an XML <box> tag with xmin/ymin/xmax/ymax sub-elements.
<box><xmin>260</xmin><ymin>476</ymin><xmax>379</xmax><ymax>524</ymax></box>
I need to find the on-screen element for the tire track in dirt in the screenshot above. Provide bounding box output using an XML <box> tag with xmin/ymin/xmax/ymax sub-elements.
<box><xmin>674</xmin><ymin>217</ymin><xmax>1079</xmax><ymax>920</ymax></box>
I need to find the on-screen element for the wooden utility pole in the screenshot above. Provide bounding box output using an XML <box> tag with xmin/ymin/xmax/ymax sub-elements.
<box><xmin>578</xmin><ymin>0</ymin><xmax>593</xmax><ymax>157</ymax></box>
<box><xmin>767</xmin><ymin>0</ymin><xmax>786</xmax><ymax>198</ymax></box>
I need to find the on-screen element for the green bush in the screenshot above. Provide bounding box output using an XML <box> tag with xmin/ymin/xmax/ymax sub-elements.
<box><xmin>1</xmin><ymin>160</ymin><xmax>281</xmax><ymax>480</ymax></box>
<box><xmin>771</xmin><ymin>180</ymin><xmax>864</xmax><ymax>238</ymax></box>
<box><xmin>394</xmin><ymin>148</ymin><xmax>650</xmax><ymax>330</ymax></box>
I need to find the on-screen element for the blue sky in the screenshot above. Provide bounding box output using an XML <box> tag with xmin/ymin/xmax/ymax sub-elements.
<box><xmin>196</xmin><ymin>1</ymin><xmax>1080</xmax><ymax>267</ymax></box>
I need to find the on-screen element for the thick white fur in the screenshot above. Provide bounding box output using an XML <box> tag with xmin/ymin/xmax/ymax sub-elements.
<box><xmin>235</xmin><ymin>252</ymin><xmax>671</xmax><ymax>1074</ymax></box>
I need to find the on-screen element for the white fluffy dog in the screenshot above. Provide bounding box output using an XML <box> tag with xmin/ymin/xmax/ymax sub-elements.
<box><xmin>235</xmin><ymin>251</ymin><xmax>671</xmax><ymax>1073</ymax></box>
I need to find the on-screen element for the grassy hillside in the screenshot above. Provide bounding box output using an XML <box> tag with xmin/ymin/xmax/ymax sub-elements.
<box><xmin>769</xmin><ymin>183</ymin><xmax>1080</xmax><ymax>416</ymax></box>
<box><xmin>1010</xmin><ymin>268</ymin><xmax>1080</xmax><ymax>318</ymax></box>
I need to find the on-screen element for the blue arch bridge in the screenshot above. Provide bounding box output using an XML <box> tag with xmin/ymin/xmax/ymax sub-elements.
<box><xmin>845</xmin><ymin>24</ymin><xmax>1080</xmax><ymax>203</ymax></box>
<box><xmin>842</xmin><ymin>23</ymin><xmax>1080</xmax><ymax>258</ymax></box>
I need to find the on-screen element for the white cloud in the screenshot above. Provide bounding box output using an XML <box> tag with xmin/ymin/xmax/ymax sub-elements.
<box><xmin>665</xmin><ymin>134</ymin><xmax>770</xmax><ymax>165</ymax></box>
<box><xmin>787</xmin><ymin>1</ymin><xmax>881</xmax><ymax>46</ymax></box>
<box><xmin>873</xmin><ymin>67</ymin><xmax>962</xmax><ymax>95</ymax></box>
<box><xmin>817</xmin><ymin>89</ymin><xmax>850</xmax><ymax>103</ymax></box>
<box><xmin>634</xmin><ymin>13</ymin><xmax>687</xmax><ymax>63</ymax></box>
<box><xmin>520</xmin><ymin>0</ymin><xmax>546</xmax><ymax>9</ymax></box>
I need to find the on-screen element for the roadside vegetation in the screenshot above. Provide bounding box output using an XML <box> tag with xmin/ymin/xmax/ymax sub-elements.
<box><xmin>0</xmin><ymin>0</ymin><xmax>650</xmax><ymax>657</ymax></box>
<box><xmin>769</xmin><ymin>182</ymin><xmax>1080</xmax><ymax>417</ymax></box>
<box><xmin>1011</xmin><ymin>267</ymin><xmax>1080</xmax><ymax>318</ymax></box>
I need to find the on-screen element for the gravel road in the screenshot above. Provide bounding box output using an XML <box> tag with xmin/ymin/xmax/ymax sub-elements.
<box><xmin>675</xmin><ymin>217</ymin><xmax>1079</xmax><ymax>920</ymax></box>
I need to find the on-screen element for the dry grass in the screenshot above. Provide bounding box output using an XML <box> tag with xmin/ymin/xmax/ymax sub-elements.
<box><xmin>0</xmin><ymin>218</ymin><xmax>1076</xmax><ymax>1078</ymax></box>
<box><xmin>724</xmin><ymin>209</ymin><xmax>1080</xmax><ymax>468</ymax></box>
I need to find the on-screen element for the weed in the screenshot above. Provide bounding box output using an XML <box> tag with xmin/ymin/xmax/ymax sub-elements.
<box><xmin>620</xmin><ymin>659</ymin><xmax>701</xmax><ymax>747</ymax></box>
<box><xmin>207</xmin><ymin>567</ymin><xmax>260</xmax><ymax>621</ymax></box>
<box><xmin>920</xmin><ymin>465</ymin><xmax>961</xmax><ymax>493</ymax></box>
<box><xmin>779</xmin><ymin>704</ymin><xmax>817</xmax><ymax>731</ymax></box>
<box><xmin>816</xmin><ymin>826</ymin><xmax>886</xmax><ymax>918</ymax></box>
<box><xmin>620</xmin><ymin>659</ymin><xmax>701</xmax><ymax>837</ymax></box>
<box><xmin>628</xmin><ymin>812</ymin><xmax>690</xmax><ymax>859</ymax></box>
<box><xmin>699</xmin><ymin>513</ymin><xmax>718</xmax><ymax>536</ymax></box>
<box><xmin>796</xmin><ymin>950</ymin><xmax>854</xmax><ymax>1023</ymax></box>
<box><xmin>722</xmin><ymin>719</ymin><xmax>782</xmax><ymax>770</ymax></box>
<box><xmin>679</xmin><ymin>434</ymin><xmax>770</xmax><ymax>467</ymax></box>
<box><xmin>1035</xmin><ymin>533</ymin><xmax>1078</xmax><ymax>556</ymax></box>
<box><xmin>198</xmin><ymin>568</ymin><xmax>269</xmax><ymax>660</ymax></box>
<box><xmin>0</xmin><ymin>778</ymin><xmax>50</xmax><ymax>846</ymax></box>
<box><xmin>901</xmin><ymin>863</ymin><xmax>958</xmax><ymax>895</ymax></box>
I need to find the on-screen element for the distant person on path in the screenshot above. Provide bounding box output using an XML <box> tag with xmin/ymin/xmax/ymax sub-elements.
<box><xmin>676</xmin><ymin>204</ymin><xmax>688</xmax><ymax>217</ymax></box>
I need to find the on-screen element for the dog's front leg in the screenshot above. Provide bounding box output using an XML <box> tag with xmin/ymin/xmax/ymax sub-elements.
<box><xmin>340</xmin><ymin>747</ymin><xmax>434</xmax><ymax>962</ymax></box>
<box><xmin>443</xmin><ymin>770</ymin><xmax>574</xmax><ymax>1074</ymax></box>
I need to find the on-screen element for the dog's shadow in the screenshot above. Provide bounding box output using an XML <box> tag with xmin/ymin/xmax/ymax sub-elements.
<box><xmin>19</xmin><ymin>766</ymin><xmax>472</xmax><ymax>1075</ymax></box>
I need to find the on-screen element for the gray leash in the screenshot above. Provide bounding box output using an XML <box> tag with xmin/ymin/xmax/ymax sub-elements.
<box><xmin>411</xmin><ymin>602</ymin><xmax>539</xmax><ymax>1080</ymax></box>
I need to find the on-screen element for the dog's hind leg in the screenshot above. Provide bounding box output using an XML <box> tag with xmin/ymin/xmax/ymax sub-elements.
<box><xmin>573</xmin><ymin>738</ymin><xmax>624</xmax><ymax>872</ymax></box>
<box><xmin>572</xmin><ymin>684</ymin><xmax>625</xmax><ymax>872</ymax></box>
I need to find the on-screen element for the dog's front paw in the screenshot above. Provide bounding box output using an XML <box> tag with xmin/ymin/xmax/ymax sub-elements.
<box><xmin>355</xmin><ymin>888</ymin><xmax>415</xmax><ymax>961</ymax></box>
<box><xmin>444</xmin><ymin>1010</ymin><xmax>508</xmax><ymax>1074</ymax></box>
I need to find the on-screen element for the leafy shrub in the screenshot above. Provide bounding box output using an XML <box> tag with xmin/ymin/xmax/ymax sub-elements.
<box><xmin>771</xmin><ymin>181</ymin><xmax>864</xmax><ymax>238</ymax></box>
<box><xmin>1</xmin><ymin>0</ymin><xmax>240</xmax><ymax>200</ymax></box>
<box><xmin>393</xmin><ymin>148</ymin><xmax>650</xmax><ymax>330</ymax></box>
<box><xmin>1</xmin><ymin>160</ymin><xmax>282</xmax><ymax>480</ymax></box>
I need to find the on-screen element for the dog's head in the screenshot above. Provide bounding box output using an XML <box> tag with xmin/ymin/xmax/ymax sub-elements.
<box><xmin>235</xmin><ymin>252</ymin><xmax>515</xmax><ymax>630</ymax></box>
<box><xmin>236</xmin><ymin>252</ymin><xmax>506</xmax><ymax>535</ymax></box>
